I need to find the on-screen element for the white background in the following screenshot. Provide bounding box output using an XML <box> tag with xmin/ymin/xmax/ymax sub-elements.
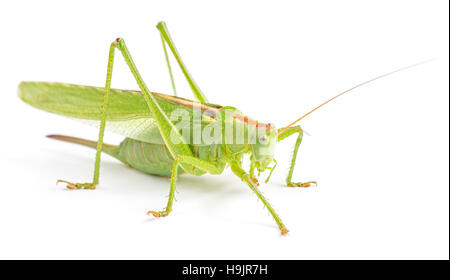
<box><xmin>0</xmin><ymin>0</ymin><xmax>448</xmax><ymax>260</ymax></box>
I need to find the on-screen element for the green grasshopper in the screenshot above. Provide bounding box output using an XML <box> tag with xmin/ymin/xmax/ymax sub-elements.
<box><xmin>18</xmin><ymin>21</ymin><xmax>428</xmax><ymax>235</ymax></box>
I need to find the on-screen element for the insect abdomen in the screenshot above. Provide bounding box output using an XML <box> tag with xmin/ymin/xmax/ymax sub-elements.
<box><xmin>48</xmin><ymin>135</ymin><xmax>227</xmax><ymax>177</ymax></box>
<box><xmin>118</xmin><ymin>139</ymin><xmax>228</xmax><ymax>177</ymax></box>
<box><xmin>117</xmin><ymin>138</ymin><xmax>181</xmax><ymax>176</ymax></box>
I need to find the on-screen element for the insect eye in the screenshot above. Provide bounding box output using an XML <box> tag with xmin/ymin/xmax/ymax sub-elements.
<box><xmin>259</xmin><ymin>134</ymin><xmax>268</xmax><ymax>144</ymax></box>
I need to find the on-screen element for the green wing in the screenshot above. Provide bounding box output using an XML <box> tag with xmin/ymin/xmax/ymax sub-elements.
<box><xmin>18</xmin><ymin>82</ymin><xmax>219</xmax><ymax>144</ymax></box>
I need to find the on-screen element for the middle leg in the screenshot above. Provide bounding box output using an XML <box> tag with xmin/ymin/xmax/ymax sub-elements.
<box><xmin>147</xmin><ymin>157</ymin><xmax>181</xmax><ymax>217</ymax></box>
<box><xmin>147</xmin><ymin>155</ymin><xmax>222</xmax><ymax>217</ymax></box>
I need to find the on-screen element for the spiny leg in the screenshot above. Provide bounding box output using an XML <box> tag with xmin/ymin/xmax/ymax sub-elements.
<box><xmin>147</xmin><ymin>157</ymin><xmax>181</xmax><ymax>217</ymax></box>
<box><xmin>230</xmin><ymin>161</ymin><xmax>289</xmax><ymax>235</ymax></box>
<box><xmin>277</xmin><ymin>126</ymin><xmax>317</xmax><ymax>188</ymax></box>
<box><xmin>111</xmin><ymin>38</ymin><xmax>198</xmax><ymax>174</ymax></box>
<box><xmin>90</xmin><ymin>36</ymin><xmax>237</xmax><ymax>218</ymax></box>
<box><xmin>249</xmin><ymin>160</ymin><xmax>260</xmax><ymax>186</ymax></box>
<box><xmin>157</xmin><ymin>21</ymin><xmax>209</xmax><ymax>103</ymax></box>
<box><xmin>59</xmin><ymin>36</ymin><xmax>197</xmax><ymax>189</ymax></box>
<box><xmin>57</xmin><ymin>42</ymin><xmax>117</xmax><ymax>190</ymax></box>
<box><xmin>147</xmin><ymin>155</ymin><xmax>222</xmax><ymax>217</ymax></box>
<box><xmin>160</xmin><ymin>32</ymin><xmax>177</xmax><ymax>97</ymax></box>
<box><xmin>88</xmin><ymin>38</ymin><xmax>220</xmax><ymax>216</ymax></box>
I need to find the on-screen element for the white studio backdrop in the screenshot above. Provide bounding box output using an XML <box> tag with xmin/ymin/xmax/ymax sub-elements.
<box><xmin>0</xmin><ymin>0</ymin><xmax>448</xmax><ymax>259</ymax></box>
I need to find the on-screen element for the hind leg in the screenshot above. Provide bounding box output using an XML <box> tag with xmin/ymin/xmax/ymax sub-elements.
<box><xmin>157</xmin><ymin>21</ymin><xmax>209</xmax><ymax>103</ymax></box>
<box><xmin>57</xmin><ymin>43</ymin><xmax>117</xmax><ymax>190</ymax></box>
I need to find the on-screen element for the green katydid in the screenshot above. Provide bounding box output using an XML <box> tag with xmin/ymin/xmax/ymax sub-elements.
<box><xmin>18</xmin><ymin>21</ymin><xmax>429</xmax><ymax>235</ymax></box>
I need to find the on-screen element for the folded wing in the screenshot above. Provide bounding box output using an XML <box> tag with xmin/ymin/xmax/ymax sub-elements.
<box><xmin>18</xmin><ymin>82</ymin><xmax>218</xmax><ymax>144</ymax></box>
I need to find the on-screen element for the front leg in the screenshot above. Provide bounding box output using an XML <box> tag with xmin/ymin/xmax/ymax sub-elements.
<box><xmin>249</xmin><ymin>160</ymin><xmax>260</xmax><ymax>186</ymax></box>
<box><xmin>277</xmin><ymin>126</ymin><xmax>317</xmax><ymax>188</ymax></box>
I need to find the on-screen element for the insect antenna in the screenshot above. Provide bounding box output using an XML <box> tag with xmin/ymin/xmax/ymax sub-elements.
<box><xmin>278</xmin><ymin>59</ymin><xmax>434</xmax><ymax>135</ymax></box>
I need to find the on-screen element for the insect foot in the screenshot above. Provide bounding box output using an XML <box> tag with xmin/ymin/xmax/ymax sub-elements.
<box><xmin>281</xmin><ymin>226</ymin><xmax>290</xmax><ymax>236</ymax></box>
<box><xmin>147</xmin><ymin>210</ymin><xmax>169</xmax><ymax>218</ymax></box>
<box><xmin>251</xmin><ymin>177</ymin><xmax>260</xmax><ymax>187</ymax></box>
<box><xmin>287</xmin><ymin>181</ymin><xmax>318</xmax><ymax>188</ymax></box>
<box><xmin>56</xmin><ymin>180</ymin><xmax>97</xmax><ymax>190</ymax></box>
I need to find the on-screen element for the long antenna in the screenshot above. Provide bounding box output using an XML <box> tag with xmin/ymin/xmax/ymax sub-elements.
<box><xmin>278</xmin><ymin>59</ymin><xmax>434</xmax><ymax>134</ymax></box>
